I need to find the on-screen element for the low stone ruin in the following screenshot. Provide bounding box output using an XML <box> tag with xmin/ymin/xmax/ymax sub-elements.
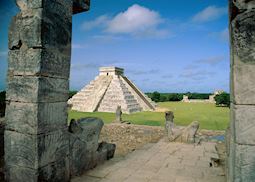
<box><xmin>165</xmin><ymin>111</ymin><xmax>199</xmax><ymax>143</ymax></box>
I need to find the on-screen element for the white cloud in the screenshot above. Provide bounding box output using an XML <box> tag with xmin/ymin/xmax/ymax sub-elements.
<box><xmin>81</xmin><ymin>4</ymin><xmax>170</xmax><ymax>38</ymax></box>
<box><xmin>192</xmin><ymin>6</ymin><xmax>227</xmax><ymax>23</ymax></box>
<box><xmin>81</xmin><ymin>15</ymin><xmax>110</xmax><ymax>31</ymax></box>
<box><xmin>106</xmin><ymin>4</ymin><xmax>162</xmax><ymax>33</ymax></box>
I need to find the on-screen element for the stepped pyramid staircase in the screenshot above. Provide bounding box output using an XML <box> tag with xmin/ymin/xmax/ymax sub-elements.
<box><xmin>68</xmin><ymin>67</ymin><xmax>156</xmax><ymax>114</ymax></box>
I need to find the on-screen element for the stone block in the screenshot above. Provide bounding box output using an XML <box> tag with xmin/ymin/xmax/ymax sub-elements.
<box><xmin>73</xmin><ymin>0</ymin><xmax>90</xmax><ymax>14</ymax></box>
<box><xmin>231</xmin><ymin>9</ymin><xmax>255</xmax><ymax>65</ymax></box>
<box><xmin>7</xmin><ymin>76</ymin><xmax>69</xmax><ymax>103</ymax></box>
<box><xmin>227</xmin><ymin>138</ymin><xmax>235</xmax><ymax>182</ymax></box>
<box><xmin>8</xmin><ymin>49</ymin><xmax>71</xmax><ymax>78</ymax></box>
<box><xmin>4</xmin><ymin>129</ymin><xmax>69</xmax><ymax>169</ymax></box>
<box><xmin>9</xmin><ymin>8</ymin><xmax>71</xmax><ymax>50</ymax></box>
<box><xmin>38</xmin><ymin>157</ymin><xmax>70</xmax><ymax>182</ymax></box>
<box><xmin>233</xmin><ymin>143</ymin><xmax>255</xmax><ymax>182</ymax></box>
<box><xmin>232</xmin><ymin>64</ymin><xmax>255</xmax><ymax>104</ymax></box>
<box><xmin>232</xmin><ymin>0</ymin><xmax>255</xmax><ymax>10</ymax></box>
<box><xmin>16</xmin><ymin>0</ymin><xmax>72</xmax><ymax>17</ymax></box>
<box><xmin>97</xmin><ymin>142</ymin><xmax>116</xmax><ymax>162</ymax></box>
<box><xmin>5</xmin><ymin>101</ymin><xmax>67</xmax><ymax>135</ymax></box>
<box><xmin>5</xmin><ymin>165</ymin><xmax>38</xmax><ymax>182</ymax></box>
<box><xmin>232</xmin><ymin>104</ymin><xmax>255</xmax><ymax>145</ymax></box>
<box><xmin>5</xmin><ymin>157</ymin><xmax>70</xmax><ymax>182</ymax></box>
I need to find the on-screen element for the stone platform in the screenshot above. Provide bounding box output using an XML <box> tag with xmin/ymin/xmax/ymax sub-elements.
<box><xmin>72</xmin><ymin>139</ymin><xmax>225</xmax><ymax>182</ymax></box>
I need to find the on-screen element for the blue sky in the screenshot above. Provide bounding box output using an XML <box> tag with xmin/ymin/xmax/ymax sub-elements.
<box><xmin>0</xmin><ymin>0</ymin><xmax>229</xmax><ymax>93</ymax></box>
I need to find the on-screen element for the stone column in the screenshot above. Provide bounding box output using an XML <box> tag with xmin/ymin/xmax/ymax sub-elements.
<box><xmin>5</xmin><ymin>0</ymin><xmax>89</xmax><ymax>181</ymax></box>
<box><xmin>228</xmin><ymin>0</ymin><xmax>255</xmax><ymax>181</ymax></box>
<box><xmin>165</xmin><ymin>111</ymin><xmax>174</xmax><ymax>140</ymax></box>
<box><xmin>115</xmin><ymin>106</ymin><xmax>122</xmax><ymax>123</ymax></box>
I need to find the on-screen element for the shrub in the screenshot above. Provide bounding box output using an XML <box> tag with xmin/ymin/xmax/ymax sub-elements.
<box><xmin>186</xmin><ymin>93</ymin><xmax>211</xmax><ymax>99</ymax></box>
<box><xmin>214</xmin><ymin>92</ymin><xmax>230</xmax><ymax>107</ymax></box>
<box><xmin>167</xmin><ymin>93</ymin><xmax>183</xmax><ymax>101</ymax></box>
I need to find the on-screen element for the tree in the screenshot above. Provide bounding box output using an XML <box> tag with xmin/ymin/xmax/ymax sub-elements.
<box><xmin>69</xmin><ymin>90</ymin><xmax>77</xmax><ymax>99</ymax></box>
<box><xmin>159</xmin><ymin>95</ymin><xmax>167</xmax><ymax>102</ymax></box>
<box><xmin>214</xmin><ymin>92</ymin><xmax>230</xmax><ymax>107</ymax></box>
<box><xmin>151</xmin><ymin>91</ymin><xmax>161</xmax><ymax>102</ymax></box>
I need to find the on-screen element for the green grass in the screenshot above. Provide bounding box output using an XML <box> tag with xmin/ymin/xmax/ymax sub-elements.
<box><xmin>68</xmin><ymin>102</ymin><xmax>229</xmax><ymax>130</ymax></box>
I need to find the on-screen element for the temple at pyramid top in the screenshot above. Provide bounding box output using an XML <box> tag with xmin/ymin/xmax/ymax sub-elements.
<box><xmin>68</xmin><ymin>67</ymin><xmax>156</xmax><ymax>114</ymax></box>
<box><xmin>99</xmin><ymin>67</ymin><xmax>124</xmax><ymax>76</ymax></box>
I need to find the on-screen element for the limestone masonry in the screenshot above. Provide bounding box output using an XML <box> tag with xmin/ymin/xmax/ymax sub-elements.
<box><xmin>68</xmin><ymin>67</ymin><xmax>156</xmax><ymax>114</ymax></box>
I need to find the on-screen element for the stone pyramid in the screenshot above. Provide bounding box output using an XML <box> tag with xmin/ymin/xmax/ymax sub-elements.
<box><xmin>68</xmin><ymin>67</ymin><xmax>156</xmax><ymax>114</ymax></box>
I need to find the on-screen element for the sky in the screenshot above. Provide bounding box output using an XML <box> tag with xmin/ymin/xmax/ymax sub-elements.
<box><xmin>0</xmin><ymin>0</ymin><xmax>229</xmax><ymax>93</ymax></box>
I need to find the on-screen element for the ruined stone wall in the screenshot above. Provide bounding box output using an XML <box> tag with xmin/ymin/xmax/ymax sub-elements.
<box><xmin>227</xmin><ymin>0</ymin><xmax>255</xmax><ymax>181</ymax></box>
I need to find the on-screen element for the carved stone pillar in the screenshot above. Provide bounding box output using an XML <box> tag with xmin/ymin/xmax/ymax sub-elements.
<box><xmin>228</xmin><ymin>0</ymin><xmax>255</xmax><ymax>181</ymax></box>
<box><xmin>5</xmin><ymin>0</ymin><xmax>89</xmax><ymax>181</ymax></box>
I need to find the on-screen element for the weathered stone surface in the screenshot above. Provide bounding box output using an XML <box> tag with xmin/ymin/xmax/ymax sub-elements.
<box><xmin>38</xmin><ymin>157</ymin><xmax>70</xmax><ymax>182</ymax></box>
<box><xmin>165</xmin><ymin>111</ymin><xmax>174</xmax><ymax>138</ymax></box>
<box><xmin>114</xmin><ymin>106</ymin><xmax>122</xmax><ymax>123</ymax></box>
<box><xmin>7</xmin><ymin>76</ymin><xmax>69</xmax><ymax>103</ymax></box>
<box><xmin>231</xmin><ymin>10</ymin><xmax>255</xmax><ymax>64</ymax></box>
<box><xmin>5</xmin><ymin>157</ymin><xmax>69</xmax><ymax>182</ymax></box>
<box><xmin>73</xmin><ymin>140</ymin><xmax>225</xmax><ymax>182</ymax></box>
<box><xmin>165</xmin><ymin>111</ymin><xmax>199</xmax><ymax>143</ymax></box>
<box><xmin>69</xmin><ymin>117</ymin><xmax>115</xmax><ymax>176</ymax></box>
<box><xmin>5</xmin><ymin>165</ymin><xmax>38</xmax><ymax>182</ymax></box>
<box><xmin>231</xmin><ymin>8</ymin><xmax>255</xmax><ymax>105</ymax></box>
<box><xmin>5</xmin><ymin>0</ymin><xmax>90</xmax><ymax>180</ymax></box>
<box><xmin>183</xmin><ymin>121</ymin><xmax>199</xmax><ymax>142</ymax></box>
<box><xmin>97</xmin><ymin>142</ymin><xmax>116</xmax><ymax>161</ymax></box>
<box><xmin>233</xmin><ymin>0</ymin><xmax>255</xmax><ymax>10</ymax></box>
<box><xmin>16</xmin><ymin>0</ymin><xmax>90</xmax><ymax>15</ymax></box>
<box><xmin>228</xmin><ymin>1</ymin><xmax>255</xmax><ymax>181</ymax></box>
<box><xmin>9</xmin><ymin>8</ymin><xmax>71</xmax><ymax>50</ymax></box>
<box><xmin>232</xmin><ymin>143</ymin><xmax>255</xmax><ymax>181</ymax></box>
<box><xmin>232</xmin><ymin>64</ymin><xmax>255</xmax><ymax>104</ymax></box>
<box><xmin>8</xmin><ymin>49</ymin><xmax>71</xmax><ymax>78</ymax></box>
<box><xmin>4</xmin><ymin>129</ymin><xmax>69</xmax><ymax>169</ymax></box>
<box><xmin>5</xmin><ymin>102</ymin><xmax>68</xmax><ymax>134</ymax></box>
<box><xmin>231</xmin><ymin>104</ymin><xmax>255</xmax><ymax>145</ymax></box>
<box><xmin>227</xmin><ymin>137</ymin><xmax>235</xmax><ymax>182</ymax></box>
<box><xmin>174</xmin><ymin>121</ymin><xmax>200</xmax><ymax>143</ymax></box>
<box><xmin>73</xmin><ymin>0</ymin><xmax>90</xmax><ymax>14</ymax></box>
<box><xmin>16</xmin><ymin>0</ymin><xmax>72</xmax><ymax>11</ymax></box>
<box><xmin>0</xmin><ymin>119</ymin><xmax>4</xmax><ymax>158</ymax></box>
<box><xmin>69</xmin><ymin>117</ymin><xmax>103</xmax><ymax>175</ymax></box>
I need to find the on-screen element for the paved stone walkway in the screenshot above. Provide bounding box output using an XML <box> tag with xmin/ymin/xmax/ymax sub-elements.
<box><xmin>72</xmin><ymin>139</ymin><xmax>225</xmax><ymax>182</ymax></box>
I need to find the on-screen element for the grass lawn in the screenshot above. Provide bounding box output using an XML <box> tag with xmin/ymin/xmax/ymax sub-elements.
<box><xmin>68</xmin><ymin>102</ymin><xmax>229</xmax><ymax>130</ymax></box>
